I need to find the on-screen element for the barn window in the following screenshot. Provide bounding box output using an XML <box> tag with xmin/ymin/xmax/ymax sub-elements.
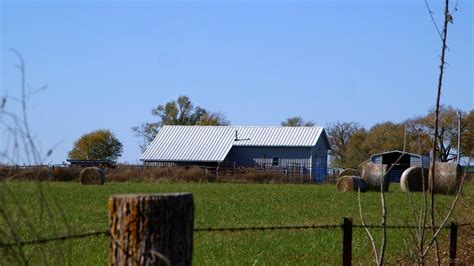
<box><xmin>272</xmin><ymin>157</ymin><xmax>279</xmax><ymax>166</ymax></box>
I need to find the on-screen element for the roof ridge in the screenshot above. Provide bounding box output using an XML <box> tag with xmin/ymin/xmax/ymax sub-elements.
<box><xmin>161</xmin><ymin>125</ymin><xmax>324</xmax><ymax>128</ymax></box>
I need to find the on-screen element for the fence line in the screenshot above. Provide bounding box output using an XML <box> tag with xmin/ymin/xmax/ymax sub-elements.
<box><xmin>1</xmin><ymin>222</ymin><xmax>472</xmax><ymax>249</ymax></box>
<box><xmin>0</xmin><ymin>230</ymin><xmax>109</xmax><ymax>248</ymax></box>
<box><xmin>2</xmin><ymin>163</ymin><xmax>340</xmax><ymax>183</ymax></box>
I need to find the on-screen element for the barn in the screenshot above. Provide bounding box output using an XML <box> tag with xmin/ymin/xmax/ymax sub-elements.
<box><xmin>140</xmin><ymin>125</ymin><xmax>331</xmax><ymax>182</ymax></box>
<box><xmin>368</xmin><ymin>150</ymin><xmax>430</xmax><ymax>182</ymax></box>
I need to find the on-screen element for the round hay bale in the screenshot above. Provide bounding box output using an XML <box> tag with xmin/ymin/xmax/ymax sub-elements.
<box><xmin>431</xmin><ymin>162</ymin><xmax>461</xmax><ymax>195</ymax></box>
<box><xmin>336</xmin><ymin>176</ymin><xmax>368</xmax><ymax>192</ymax></box>
<box><xmin>361</xmin><ymin>162</ymin><xmax>390</xmax><ymax>192</ymax></box>
<box><xmin>400</xmin><ymin>167</ymin><xmax>428</xmax><ymax>192</ymax></box>
<box><xmin>80</xmin><ymin>167</ymin><xmax>105</xmax><ymax>185</ymax></box>
<box><xmin>338</xmin><ymin>168</ymin><xmax>360</xmax><ymax>178</ymax></box>
<box><xmin>336</xmin><ymin>176</ymin><xmax>352</xmax><ymax>192</ymax></box>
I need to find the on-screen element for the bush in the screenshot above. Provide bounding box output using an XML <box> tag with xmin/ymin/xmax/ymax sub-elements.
<box><xmin>52</xmin><ymin>167</ymin><xmax>81</xmax><ymax>182</ymax></box>
<box><xmin>8</xmin><ymin>167</ymin><xmax>52</xmax><ymax>181</ymax></box>
<box><xmin>107</xmin><ymin>167</ymin><xmax>141</xmax><ymax>182</ymax></box>
<box><xmin>2</xmin><ymin>164</ymin><xmax>318</xmax><ymax>184</ymax></box>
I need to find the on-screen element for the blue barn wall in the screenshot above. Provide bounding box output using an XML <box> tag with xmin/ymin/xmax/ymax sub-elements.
<box><xmin>311</xmin><ymin>136</ymin><xmax>329</xmax><ymax>182</ymax></box>
<box><xmin>409</xmin><ymin>155</ymin><xmax>430</xmax><ymax>169</ymax></box>
<box><xmin>224</xmin><ymin>146</ymin><xmax>312</xmax><ymax>168</ymax></box>
<box><xmin>373</xmin><ymin>155</ymin><xmax>382</xmax><ymax>164</ymax></box>
<box><xmin>223</xmin><ymin>137</ymin><xmax>329</xmax><ymax>182</ymax></box>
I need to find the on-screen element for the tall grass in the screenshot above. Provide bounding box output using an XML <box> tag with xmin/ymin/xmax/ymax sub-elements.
<box><xmin>1</xmin><ymin>182</ymin><xmax>472</xmax><ymax>265</ymax></box>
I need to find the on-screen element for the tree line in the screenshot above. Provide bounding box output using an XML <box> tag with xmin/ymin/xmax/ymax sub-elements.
<box><xmin>67</xmin><ymin>95</ymin><xmax>473</xmax><ymax>167</ymax></box>
<box><xmin>327</xmin><ymin>105</ymin><xmax>473</xmax><ymax>169</ymax></box>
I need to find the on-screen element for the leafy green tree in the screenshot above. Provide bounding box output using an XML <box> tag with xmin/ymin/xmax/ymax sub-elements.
<box><xmin>461</xmin><ymin>109</ymin><xmax>474</xmax><ymax>157</ymax></box>
<box><xmin>68</xmin><ymin>129</ymin><xmax>123</xmax><ymax>161</ymax></box>
<box><xmin>281</xmin><ymin>116</ymin><xmax>315</xmax><ymax>127</ymax></box>
<box><xmin>344</xmin><ymin>128</ymin><xmax>370</xmax><ymax>169</ymax></box>
<box><xmin>328</xmin><ymin>121</ymin><xmax>415</xmax><ymax>168</ymax></box>
<box><xmin>364</xmin><ymin>122</ymin><xmax>407</xmax><ymax>155</ymax></box>
<box><xmin>133</xmin><ymin>95</ymin><xmax>229</xmax><ymax>151</ymax></box>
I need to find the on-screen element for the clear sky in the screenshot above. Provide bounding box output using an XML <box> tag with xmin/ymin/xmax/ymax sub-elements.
<box><xmin>1</xmin><ymin>0</ymin><xmax>472</xmax><ymax>164</ymax></box>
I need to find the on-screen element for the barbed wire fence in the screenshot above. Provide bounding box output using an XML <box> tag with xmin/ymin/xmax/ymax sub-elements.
<box><xmin>1</xmin><ymin>220</ymin><xmax>472</xmax><ymax>257</ymax></box>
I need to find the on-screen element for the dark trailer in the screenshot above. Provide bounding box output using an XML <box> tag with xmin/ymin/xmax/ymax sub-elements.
<box><xmin>67</xmin><ymin>159</ymin><xmax>115</xmax><ymax>168</ymax></box>
<box><xmin>369</xmin><ymin>150</ymin><xmax>430</xmax><ymax>182</ymax></box>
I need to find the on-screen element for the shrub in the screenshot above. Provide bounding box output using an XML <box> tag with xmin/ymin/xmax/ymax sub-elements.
<box><xmin>52</xmin><ymin>167</ymin><xmax>81</xmax><ymax>182</ymax></box>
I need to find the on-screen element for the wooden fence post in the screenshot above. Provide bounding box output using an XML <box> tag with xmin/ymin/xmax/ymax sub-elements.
<box><xmin>108</xmin><ymin>193</ymin><xmax>194</xmax><ymax>266</ymax></box>
<box><xmin>449</xmin><ymin>222</ymin><xmax>458</xmax><ymax>266</ymax></box>
<box><xmin>342</xmin><ymin>217</ymin><xmax>352</xmax><ymax>266</ymax></box>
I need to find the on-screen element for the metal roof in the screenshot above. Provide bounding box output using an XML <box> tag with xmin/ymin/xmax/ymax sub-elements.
<box><xmin>369</xmin><ymin>150</ymin><xmax>429</xmax><ymax>160</ymax></box>
<box><xmin>140</xmin><ymin>125</ymin><xmax>326</xmax><ymax>162</ymax></box>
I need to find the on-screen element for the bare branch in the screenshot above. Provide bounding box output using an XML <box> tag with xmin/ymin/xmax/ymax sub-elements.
<box><xmin>358</xmin><ymin>188</ymin><xmax>379</xmax><ymax>263</ymax></box>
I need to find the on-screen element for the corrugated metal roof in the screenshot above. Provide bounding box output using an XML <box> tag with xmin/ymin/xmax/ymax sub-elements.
<box><xmin>140</xmin><ymin>126</ymin><xmax>325</xmax><ymax>162</ymax></box>
<box><xmin>369</xmin><ymin>150</ymin><xmax>428</xmax><ymax>160</ymax></box>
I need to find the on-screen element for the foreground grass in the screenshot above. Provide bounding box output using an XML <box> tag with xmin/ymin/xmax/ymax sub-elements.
<box><xmin>1</xmin><ymin>181</ymin><xmax>472</xmax><ymax>265</ymax></box>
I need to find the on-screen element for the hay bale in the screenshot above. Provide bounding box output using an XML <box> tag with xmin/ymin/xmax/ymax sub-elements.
<box><xmin>361</xmin><ymin>162</ymin><xmax>390</xmax><ymax>192</ymax></box>
<box><xmin>336</xmin><ymin>176</ymin><xmax>368</xmax><ymax>192</ymax></box>
<box><xmin>338</xmin><ymin>168</ymin><xmax>360</xmax><ymax>178</ymax></box>
<box><xmin>431</xmin><ymin>162</ymin><xmax>461</xmax><ymax>194</ymax></box>
<box><xmin>80</xmin><ymin>167</ymin><xmax>105</xmax><ymax>185</ymax></box>
<box><xmin>400</xmin><ymin>167</ymin><xmax>428</xmax><ymax>192</ymax></box>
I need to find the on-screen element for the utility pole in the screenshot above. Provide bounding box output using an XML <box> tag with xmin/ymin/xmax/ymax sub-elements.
<box><xmin>457</xmin><ymin>110</ymin><xmax>461</xmax><ymax>165</ymax></box>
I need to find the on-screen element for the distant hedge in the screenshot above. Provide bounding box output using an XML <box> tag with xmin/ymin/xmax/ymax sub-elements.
<box><xmin>0</xmin><ymin>165</ymin><xmax>315</xmax><ymax>184</ymax></box>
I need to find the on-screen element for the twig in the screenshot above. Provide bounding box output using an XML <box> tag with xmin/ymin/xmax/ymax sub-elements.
<box><xmin>378</xmin><ymin>159</ymin><xmax>387</xmax><ymax>265</ymax></box>
<box><xmin>427</xmin><ymin>0</ymin><xmax>451</xmax><ymax>263</ymax></box>
<box><xmin>358</xmin><ymin>188</ymin><xmax>379</xmax><ymax>263</ymax></box>
<box><xmin>424</xmin><ymin>0</ymin><xmax>444</xmax><ymax>41</ymax></box>
<box><xmin>423</xmin><ymin>157</ymin><xmax>471</xmax><ymax>257</ymax></box>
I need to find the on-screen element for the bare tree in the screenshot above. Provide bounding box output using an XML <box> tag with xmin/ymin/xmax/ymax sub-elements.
<box><xmin>358</xmin><ymin>0</ymin><xmax>461</xmax><ymax>264</ymax></box>
<box><xmin>326</xmin><ymin>122</ymin><xmax>364</xmax><ymax>168</ymax></box>
<box><xmin>281</xmin><ymin>116</ymin><xmax>315</xmax><ymax>127</ymax></box>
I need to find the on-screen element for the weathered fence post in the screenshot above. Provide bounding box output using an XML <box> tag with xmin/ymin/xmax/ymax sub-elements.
<box><xmin>449</xmin><ymin>222</ymin><xmax>458</xmax><ymax>266</ymax></box>
<box><xmin>342</xmin><ymin>217</ymin><xmax>352</xmax><ymax>266</ymax></box>
<box><xmin>108</xmin><ymin>193</ymin><xmax>194</xmax><ymax>266</ymax></box>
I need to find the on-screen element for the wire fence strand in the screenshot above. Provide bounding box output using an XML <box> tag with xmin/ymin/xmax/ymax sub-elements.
<box><xmin>0</xmin><ymin>230</ymin><xmax>109</xmax><ymax>249</ymax></box>
<box><xmin>194</xmin><ymin>224</ymin><xmax>341</xmax><ymax>232</ymax></box>
<box><xmin>1</xmin><ymin>222</ymin><xmax>472</xmax><ymax>249</ymax></box>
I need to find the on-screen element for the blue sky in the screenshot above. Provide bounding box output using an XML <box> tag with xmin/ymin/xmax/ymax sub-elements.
<box><xmin>1</xmin><ymin>0</ymin><xmax>472</xmax><ymax>164</ymax></box>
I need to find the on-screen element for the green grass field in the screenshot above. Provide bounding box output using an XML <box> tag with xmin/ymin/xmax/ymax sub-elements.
<box><xmin>1</xmin><ymin>181</ymin><xmax>472</xmax><ymax>265</ymax></box>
